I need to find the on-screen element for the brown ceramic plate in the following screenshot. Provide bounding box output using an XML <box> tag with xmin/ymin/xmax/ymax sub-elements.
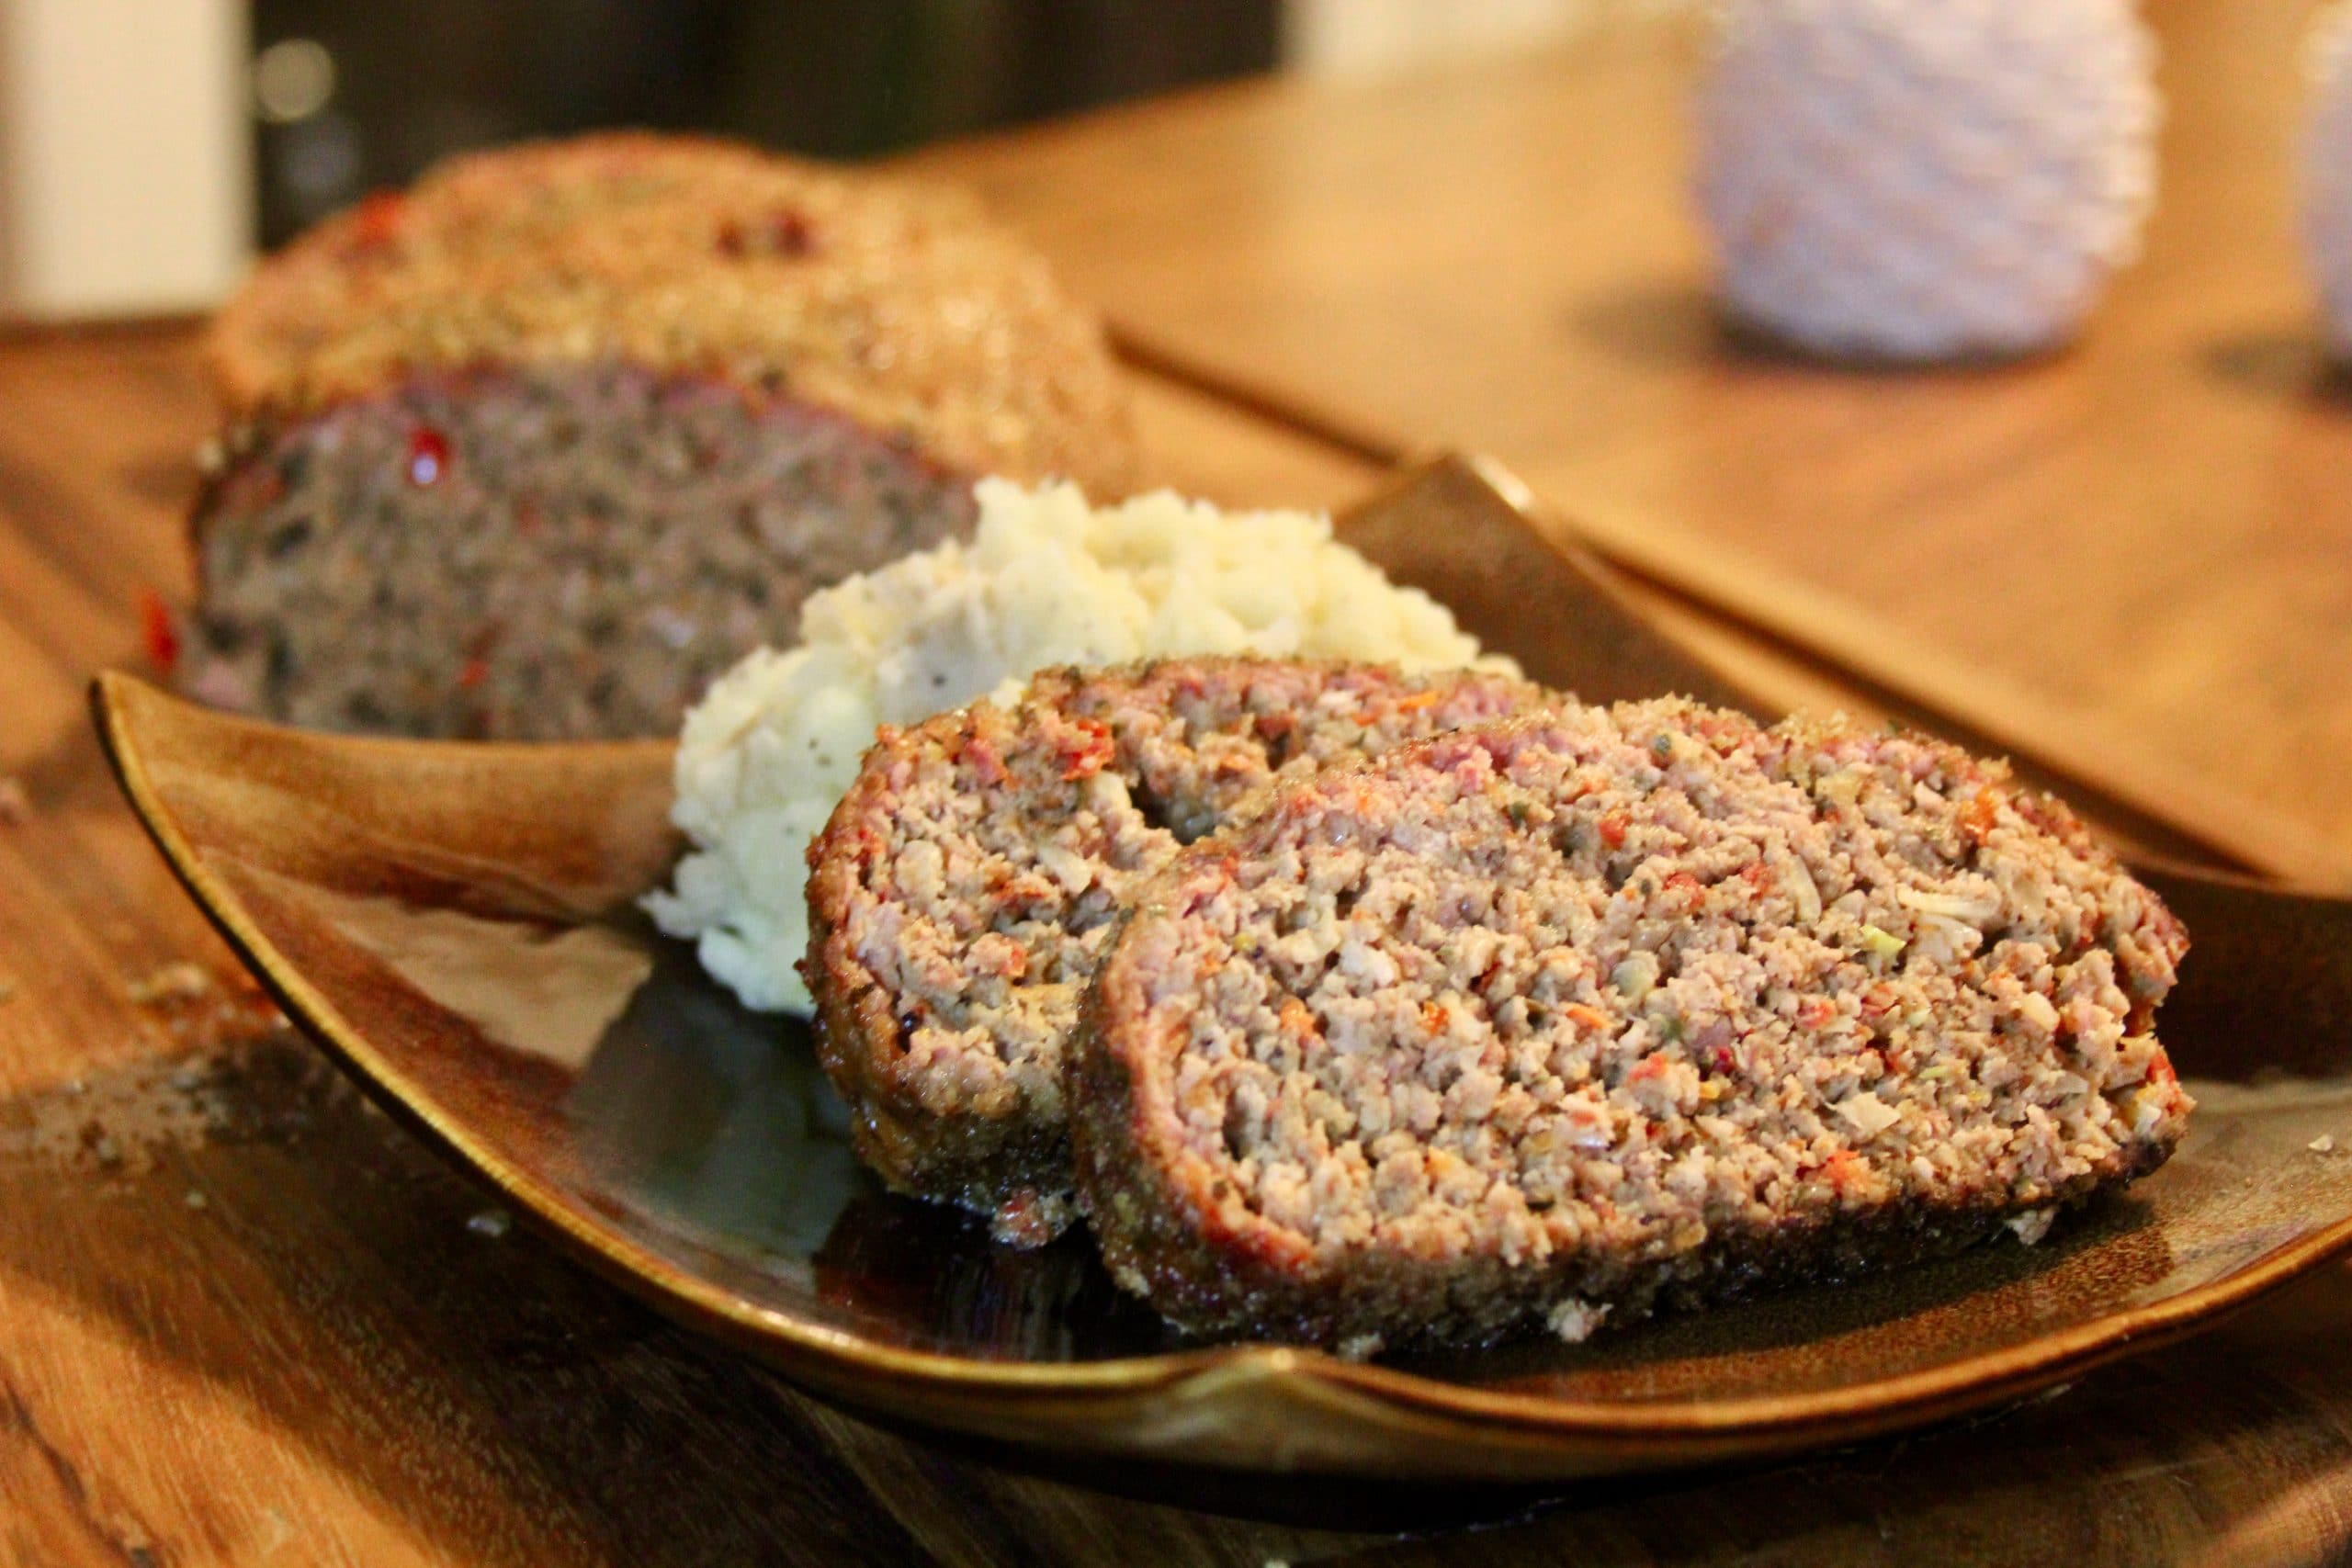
<box><xmin>94</xmin><ymin>457</ymin><xmax>2352</xmax><ymax>1483</ymax></box>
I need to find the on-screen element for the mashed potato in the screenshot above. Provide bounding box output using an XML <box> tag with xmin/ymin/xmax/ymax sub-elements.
<box><xmin>647</xmin><ymin>478</ymin><xmax>1508</xmax><ymax>1014</ymax></box>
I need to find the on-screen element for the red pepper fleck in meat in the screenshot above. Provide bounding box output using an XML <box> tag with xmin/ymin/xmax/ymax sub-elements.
<box><xmin>137</xmin><ymin>589</ymin><xmax>179</xmax><ymax>676</ymax></box>
<box><xmin>349</xmin><ymin>189</ymin><xmax>407</xmax><ymax>253</ymax></box>
<box><xmin>718</xmin><ymin>208</ymin><xmax>816</xmax><ymax>258</ymax></box>
<box><xmin>407</xmin><ymin>424</ymin><xmax>450</xmax><ymax>487</ymax></box>
<box><xmin>1961</xmin><ymin>788</ymin><xmax>2004</xmax><ymax>844</ymax></box>
<box><xmin>1058</xmin><ymin>718</ymin><xmax>1114</xmax><ymax>781</ymax></box>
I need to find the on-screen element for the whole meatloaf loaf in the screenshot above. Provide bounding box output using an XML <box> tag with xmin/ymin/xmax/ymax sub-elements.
<box><xmin>804</xmin><ymin>657</ymin><xmax>1552</xmax><ymax>1244</ymax></box>
<box><xmin>182</xmin><ymin>133</ymin><xmax>1139</xmax><ymax>739</ymax></box>
<box><xmin>1074</xmin><ymin>701</ymin><xmax>2192</xmax><ymax>1352</ymax></box>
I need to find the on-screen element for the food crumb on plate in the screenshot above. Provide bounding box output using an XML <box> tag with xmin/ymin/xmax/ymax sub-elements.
<box><xmin>127</xmin><ymin>961</ymin><xmax>214</xmax><ymax>1006</ymax></box>
<box><xmin>1547</xmin><ymin>1297</ymin><xmax>1612</xmax><ymax>1343</ymax></box>
<box><xmin>468</xmin><ymin>1207</ymin><xmax>513</xmax><ymax>1239</ymax></box>
<box><xmin>2312</xmin><ymin>1134</ymin><xmax>2337</xmax><ymax>1154</ymax></box>
<box><xmin>2007</xmin><ymin>1209</ymin><xmax>2057</xmax><ymax>1246</ymax></box>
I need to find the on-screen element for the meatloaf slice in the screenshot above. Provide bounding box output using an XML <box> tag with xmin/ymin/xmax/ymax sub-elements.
<box><xmin>804</xmin><ymin>658</ymin><xmax>1553</xmax><ymax>1244</ymax></box>
<box><xmin>1074</xmin><ymin>700</ymin><xmax>2192</xmax><ymax>1352</ymax></box>
<box><xmin>182</xmin><ymin>132</ymin><xmax>1138</xmax><ymax>739</ymax></box>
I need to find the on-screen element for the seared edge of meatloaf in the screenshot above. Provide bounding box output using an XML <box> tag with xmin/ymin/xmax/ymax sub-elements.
<box><xmin>209</xmin><ymin>131</ymin><xmax>1138</xmax><ymax>497</ymax></box>
<box><xmin>181</xmin><ymin>363</ymin><xmax>976</xmax><ymax>739</ymax></box>
<box><xmin>1072</xmin><ymin>701</ymin><xmax>2192</xmax><ymax>1351</ymax></box>
<box><xmin>803</xmin><ymin>658</ymin><xmax>1556</xmax><ymax>1246</ymax></box>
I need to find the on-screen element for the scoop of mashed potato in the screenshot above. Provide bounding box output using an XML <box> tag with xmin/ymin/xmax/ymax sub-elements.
<box><xmin>648</xmin><ymin>478</ymin><xmax>1508</xmax><ymax>1014</ymax></box>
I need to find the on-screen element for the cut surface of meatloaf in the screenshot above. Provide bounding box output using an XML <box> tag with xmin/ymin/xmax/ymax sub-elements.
<box><xmin>185</xmin><ymin>132</ymin><xmax>1138</xmax><ymax>739</ymax></box>
<box><xmin>186</xmin><ymin>365</ymin><xmax>977</xmax><ymax>738</ymax></box>
<box><xmin>1074</xmin><ymin>701</ymin><xmax>2193</xmax><ymax>1352</ymax></box>
<box><xmin>804</xmin><ymin>658</ymin><xmax>1555</xmax><ymax>1244</ymax></box>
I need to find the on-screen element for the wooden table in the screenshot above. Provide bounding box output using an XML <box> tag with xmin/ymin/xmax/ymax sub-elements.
<box><xmin>915</xmin><ymin>0</ymin><xmax>2352</xmax><ymax>886</ymax></box>
<box><xmin>9</xmin><ymin>4</ymin><xmax>2352</xmax><ymax>1562</ymax></box>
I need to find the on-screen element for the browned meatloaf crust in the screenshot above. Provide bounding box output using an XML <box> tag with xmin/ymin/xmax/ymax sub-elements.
<box><xmin>804</xmin><ymin>657</ymin><xmax>1554</xmax><ymax>1244</ymax></box>
<box><xmin>1073</xmin><ymin>701</ymin><xmax>2193</xmax><ymax>1352</ymax></box>
<box><xmin>183</xmin><ymin>132</ymin><xmax>1138</xmax><ymax>739</ymax></box>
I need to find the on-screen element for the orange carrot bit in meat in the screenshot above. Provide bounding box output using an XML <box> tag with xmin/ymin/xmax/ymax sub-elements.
<box><xmin>1564</xmin><ymin>1003</ymin><xmax>1610</xmax><ymax>1032</ymax></box>
<box><xmin>1058</xmin><ymin>717</ymin><xmax>1114</xmax><ymax>780</ymax></box>
<box><xmin>1818</xmin><ymin>1149</ymin><xmax>1866</xmax><ymax>1191</ymax></box>
<box><xmin>1961</xmin><ymin>788</ymin><xmax>2004</xmax><ymax>845</ymax></box>
<box><xmin>1598</xmin><ymin>810</ymin><xmax>1631</xmax><ymax>849</ymax></box>
<box><xmin>1390</xmin><ymin>690</ymin><xmax>1441</xmax><ymax>713</ymax></box>
<box><xmin>1796</xmin><ymin>996</ymin><xmax>1837</xmax><ymax>1030</ymax></box>
<box><xmin>1280</xmin><ymin>997</ymin><xmax>1324</xmax><ymax>1042</ymax></box>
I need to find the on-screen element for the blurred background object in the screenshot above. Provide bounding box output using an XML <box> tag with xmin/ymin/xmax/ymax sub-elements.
<box><xmin>244</xmin><ymin>0</ymin><xmax>1283</xmax><ymax>246</ymax></box>
<box><xmin>1283</xmin><ymin>0</ymin><xmax>1592</xmax><ymax>76</ymax></box>
<box><xmin>0</xmin><ymin>0</ymin><xmax>1616</xmax><ymax>321</ymax></box>
<box><xmin>0</xmin><ymin>0</ymin><xmax>250</xmax><ymax>320</ymax></box>
<box><xmin>2303</xmin><ymin>0</ymin><xmax>2352</xmax><ymax>360</ymax></box>
<box><xmin>1693</xmin><ymin>0</ymin><xmax>2159</xmax><ymax>364</ymax></box>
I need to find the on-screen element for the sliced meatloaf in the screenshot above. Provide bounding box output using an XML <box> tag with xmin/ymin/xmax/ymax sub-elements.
<box><xmin>1074</xmin><ymin>701</ymin><xmax>2192</xmax><ymax>1351</ymax></box>
<box><xmin>804</xmin><ymin>658</ymin><xmax>1554</xmax><ymax>1244</ymax></box>
<box><xmin>183</xmin><ymin>132</ymin><xmax>1138</xmax><ymax>739</ymax></box>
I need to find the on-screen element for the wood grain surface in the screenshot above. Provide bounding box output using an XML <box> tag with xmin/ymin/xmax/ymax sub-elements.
<box><xmin>12</xmin><ymin>4</ymin><xmax>2352</xmax><ymax>1552</ymax></box>
<box><xmin>0</xmin><ymin>322</ymin><xmax>2345</xmax><ymax>1568</ymax></box>
<box><xmin>908</xmin><ymin>0</ymin><xmax>2352</xmax><ymax>888</ymax></box>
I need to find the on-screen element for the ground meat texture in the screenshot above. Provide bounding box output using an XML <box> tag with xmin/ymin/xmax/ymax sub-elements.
<box><xmin>183</xmin><ymin>132</ymin><xmax>1139</xmax><ymax>739</ymax></box>
<box><xmin>804</xmin><ymin>658</ymin><xmax>1555</xmax><ymax>1243</ymax></box>
<box><xmin>1073</xmin><ymin>701</ymin><xmax>2193</xmax><ymax>1351</ymax></box>
<box><xmin>182</xmin><ymin>365</ymin><xmax>977</xmax><ymax>739</ymax></box>
<box><xmin>209</xmin><ymin>133</ymin><xmax>1136</xmax><ymax>495</ymax></box>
